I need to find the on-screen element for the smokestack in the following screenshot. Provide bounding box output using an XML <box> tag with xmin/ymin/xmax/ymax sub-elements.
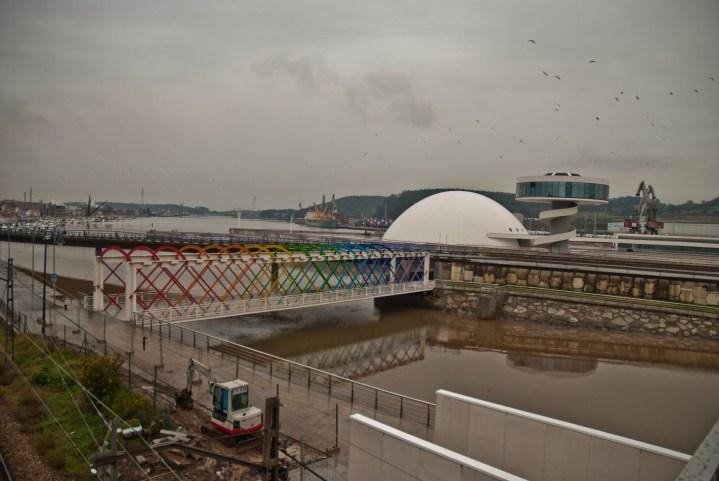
<box><xmin>29</xmin><ymin>188</ymin><xmax>32</xmax><ymax>203</ymax></box>
<box><xmin>24</xmin><ymin>192</ymin><xmax>26</xmax><ymax>202</ymax></box>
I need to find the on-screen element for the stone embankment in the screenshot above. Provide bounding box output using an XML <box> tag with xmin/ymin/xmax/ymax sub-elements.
<box><xmin>440</xmin><ymin>262</ymin><xmax>719</xmax><ymax>306</ymax></box>
<box><xmin>421</xmin><ymin>283</ymin><xmax>719</xmax><ymax>340</ymax></box>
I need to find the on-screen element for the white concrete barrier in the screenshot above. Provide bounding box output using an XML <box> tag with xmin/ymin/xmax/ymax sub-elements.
<box><xmin>435</xmin><ymin>390</ymin><xmax>690</xmax><ymax>481</ymax></box>
<box><xmin>349</xmin><ymin>413</ymin><xmax>528</xmax><ymax>481</ymax></box>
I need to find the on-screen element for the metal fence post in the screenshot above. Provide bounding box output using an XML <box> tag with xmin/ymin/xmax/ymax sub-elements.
<box><xmin>335</xmin><ymin>403</ymin><xmax>339</xmax><ymax>449</ymax></box>
<box><xmin>153</xmin><ymin>366</ymin><xmax>158</xmax><ymax>408</ymax></box>
<box><xmin>127</xmin><ymin>351</ymin><xmax>132</xmax><ymax>389</ymax></box>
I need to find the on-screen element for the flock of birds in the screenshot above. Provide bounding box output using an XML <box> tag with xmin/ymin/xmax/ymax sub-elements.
<box><xmin>359</xmin><ymin>38</ymin><xmax>715</xmax><ymax>163</ymax></box>
<box><xmin>527</xmin><ymin>38</ymin><xmax>715</xmax><ymax>126</ymax></box>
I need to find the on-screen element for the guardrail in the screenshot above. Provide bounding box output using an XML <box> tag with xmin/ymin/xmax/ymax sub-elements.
<box><xmin>135</xmin><ymin>312</ymin><xmax>437</xmax><ymax>427</ymax></box>
<box><xmin>139</xmin><ymin>281</ymin><xmax>435</xmax><ymax>323</ymax></box>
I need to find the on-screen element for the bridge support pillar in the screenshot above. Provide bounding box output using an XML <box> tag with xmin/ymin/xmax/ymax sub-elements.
<box><xmin>390</xmin><ymin>257</ymin><xmax>396</xmax><ymax>283</ymax></box>
<box><xmin>424</xmin><ymin>254</ymin><xmax>431</xmax><ymax>283</ymax></box>
<box><xmin>123</xmin><ymin>263</ymin><xmax>137</xmax><ymax>321</ymax></box>
<box><xmin>270</xmin><ymin>262</ymin><xmax>279</xmax><ymax>294</ymax></box>
<box><xmin>93</xmin><ymin>255</ymin><xmax>104</xmax><ymax>312</ymax></box>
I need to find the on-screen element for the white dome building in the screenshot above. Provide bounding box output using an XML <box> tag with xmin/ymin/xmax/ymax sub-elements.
<box><xmin>383</xmin><ymin>191</ymin><xmax>528</xmax><ymax>248</ymax></box>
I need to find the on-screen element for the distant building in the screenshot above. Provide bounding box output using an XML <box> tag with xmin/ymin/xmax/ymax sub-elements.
<box><xmin>516</xmin><ymin>172</ymin><xmax>610</xmax><ymax>252</ymax></box>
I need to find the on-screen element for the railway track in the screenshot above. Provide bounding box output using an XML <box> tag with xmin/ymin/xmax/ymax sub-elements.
<box><xmin>0</xmin><ymin>450</ymin><xmax>13</xmax><ymax>481</ymax></box>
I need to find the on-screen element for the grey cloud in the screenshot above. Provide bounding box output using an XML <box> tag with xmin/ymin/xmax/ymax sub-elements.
<box><xmin>252</xmin><ymin>56</ymin><xmax>333</xmax><ymax>95</ymax></box>
<box><xmin>348</xmin><ymin>72</ymin><xmax>437</xmax><ymax>129</ymax></box>
<box><xmin>252</xmin><ymin>55</ymin><xmax>437</xmax><ymax>129</ymax></box>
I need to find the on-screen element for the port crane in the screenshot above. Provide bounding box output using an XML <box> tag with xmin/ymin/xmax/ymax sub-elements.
<box><xmin>625</xmin><ymin>181</ymin><xmax>663</xmax><ymax>234</ymax></box>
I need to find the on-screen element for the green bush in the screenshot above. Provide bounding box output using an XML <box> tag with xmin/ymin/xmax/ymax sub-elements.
<box><xmin>78</xmin><ymin>354</ymin><xmax>123</xmax><ymax>402</ymax></box>
<box><xmin>111</xmin><ymin>389</ymin><xmax>157</xmax><ymax>430</ymax></box>
<box><xmin>31</xmin><ymin>364</ymin><xmax>72</xmax><ymax>387</ymax></box>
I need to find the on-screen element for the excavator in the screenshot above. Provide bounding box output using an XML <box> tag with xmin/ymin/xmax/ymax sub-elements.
<box><xmin>175</xmin><ymin>358</ymin><xmax>264</xmax><ymax>436</ymax></box>
<box><xmin>624</xmin><ymin>181</ymin><xmax>664</xmax><ymax>234</ymax></box>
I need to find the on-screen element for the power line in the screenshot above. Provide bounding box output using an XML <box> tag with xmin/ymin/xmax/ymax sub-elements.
<box><xmin>1</xmin><ymin>315</ymin><xmax>182</xmax><ymax>481</ymax></box>
<box><xmin>0</xmin><ymin>347</ymin><xmax>99</xmax><ymax>479</ymax></box>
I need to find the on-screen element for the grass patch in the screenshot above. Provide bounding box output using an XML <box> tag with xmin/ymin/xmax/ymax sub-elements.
<box><xmin>0</xmin><ymin>330</ymin><xmax>164</xmax><ymax>479</ymax></box>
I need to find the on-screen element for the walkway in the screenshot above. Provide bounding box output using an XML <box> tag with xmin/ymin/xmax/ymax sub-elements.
<box><xmin>1</xmin><ymin>262</ymin><xmax>436</xmax><ymax>479</ymax></box>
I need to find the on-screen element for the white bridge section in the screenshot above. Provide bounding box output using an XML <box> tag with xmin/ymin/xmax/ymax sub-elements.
<box><xmin>137</xmin><ymin>280</ymin><xmax>435</xmax><ymax>324</ymax></box>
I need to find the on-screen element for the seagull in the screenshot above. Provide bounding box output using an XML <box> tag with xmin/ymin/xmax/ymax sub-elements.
<box><xmin>499</xmin><ymin>155</ymin><xmax>504</xmax><ymax>159</ymax></box>
<box><xmin>554</xmin><ymin>108</ymin><xmax>560</xmax><ymax>112</ymax></box>
<box><xmin>542</xmin><ymin>71</ymin><xmax>549</xmax><ymax>77</ymax></box>
<box><xmin>475</xmin><ymin>119</ymin><xmax>480</xmax><ymax>123</ymax></box>
<box><xmin>595</xmin><ymin>116</ymin><xmax>600</xmax><ymax>121</ymax></box>
<box><xmin>669</xmin><ymin>91</ymin><xmax>674</xmax><ymax>95</ymax></box>
<box><xmin>620</xmin><ymin>91</ymin><xmax>625</xmax><ymax>95</ymax></box>
<box><xmin>710</xmin><ymin>77</ymin><xmax>715</xmax><ymax>81</ymax></box>
<box><xmin>528</xmin><ymin>39</ymin><xmax>536</xmax><ymax>44</ymax></box>
<box><xmin>588</xmin><ymin>60</ymin><xmax>597</xmax><ymax>63</ymax></box>
<box><xmin>553</xmin><ymin>75</ymin><xmax>561</xmax><ymax>80</ymax></box>
<box><xmin>650</xmin><ymin>122</ymin><xmax>655</xmax><ymax>127</ymax></box>
<box><xmin>519</xmin><ymin>139</ymin><xmax>524</xmax><ymax>143</ymax></box>
<box><xmin>693</xmin><ymin>89</ymin><xmax>699</xmax><ymax>93</ymax></box>
<box><xmin>635</xmin><ymin>95</ymin><xmax>640</xmax><ymax>100</ymax></box>
<box><xmin>614</xmin><ymin>97</ymin><xmax>619</xmax><ymax>102</ymax></box>
<box><xmin>363</xmin><ymin>153</ymin><xmax>367</xmax><ymax>157</ymax></box>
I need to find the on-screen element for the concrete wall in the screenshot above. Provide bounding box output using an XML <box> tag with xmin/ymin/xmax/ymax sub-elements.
<box><xmin>349</xmin><ymin>413</ymin><xmax>527</xmax><ymax>481</ymax></box>
<box><xmin>434</xmin><ymin>390</ymin><xmax>690</xmax><ymax>481</ymax></box>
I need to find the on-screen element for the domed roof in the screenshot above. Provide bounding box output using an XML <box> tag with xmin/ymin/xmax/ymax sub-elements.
<box><xmin>383</xmin><ymin>191</ymin><xmax>527</xmax><ymax>247</ymax></box>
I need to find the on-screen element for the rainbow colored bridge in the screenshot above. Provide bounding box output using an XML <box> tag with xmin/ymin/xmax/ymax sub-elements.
<box><xmin>91</xmin><ymin>242</ymin><xmax>433</xmax><ymax>322</ymax></box>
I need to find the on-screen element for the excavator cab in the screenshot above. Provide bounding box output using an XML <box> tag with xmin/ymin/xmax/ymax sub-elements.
<box><xmin>176</xmin><ymin>359</ymin><xmax>263</xmax><ymax>436</ymax></box>
<box><xmin>209</xmin><ymin>379</ymin><xmax>263</xmax><ymax>436</ymax></box>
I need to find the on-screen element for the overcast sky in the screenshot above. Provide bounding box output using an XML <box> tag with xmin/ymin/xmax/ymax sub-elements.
<box><xmin>1</xmin><ymin>0</ymin><xmax>718</xmax><ymax>209</ymax></box>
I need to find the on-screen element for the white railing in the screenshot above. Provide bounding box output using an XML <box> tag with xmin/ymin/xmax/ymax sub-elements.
<box><xmin>139</xmin><ymin>280</ymin><xmax>435</xmax><ymax>323</ymax></box>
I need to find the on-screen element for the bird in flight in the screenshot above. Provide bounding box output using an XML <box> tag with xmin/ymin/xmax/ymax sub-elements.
<box><xmin>635</xmin><ymin>95</ymin><xmax>640</xmax><ymax>100</ymax></box>
<box><xmin>709</xmin><ymin>77</ymin><xmax>715</xmax><ymax>81</ymax></box>
<box><xmin>519</xmin><ymin>139</ymin><xmax>524</xmax><ymax>143</ymax></box>
<box><xmin>553</xmin><ymin>75</ymin><xmax>561</xmax><ymax>80</ymax></box>
<box><xmin>650</xmin><ymin>122</ymin><xmax>655</xmax><ymax>127</ymax></box>
<box><xmin>588</xmin><ymin>60</ymin><xmax>597</xmax><ymax>63</ymax></box>
<box><xmin>595</xmin><ymin>116</ymin><xmax>600</xmax><ymax>121</ymax></box>
<box><xmin>669</xmin><ymin>91</ymin><xmax>674</xmax><ymax>95</ymax></box>
<box><xmin>614</xmin><ymin>97</ymin><xmax>619</xmax><ymax>102</ymax></box>
<box><xmin>693</xmin><ymin>89</ymin><xmax>699</xmax><ymax>93</ymax></box>
<box><xmin>542</xmin><ymin>71</ymin><xmax>549</xmax><ymax>77</ymax></box>
<box><xmin>528</xmin><ymin>39</ymin><xmax>536</xmax><ymax>44</ymax></box>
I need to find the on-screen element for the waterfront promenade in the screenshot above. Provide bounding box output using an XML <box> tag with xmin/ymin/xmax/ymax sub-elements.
<box><xmin>1</xmin><ymin>262</ymin><xmax>436</xmax><ymax>478</ymax></box>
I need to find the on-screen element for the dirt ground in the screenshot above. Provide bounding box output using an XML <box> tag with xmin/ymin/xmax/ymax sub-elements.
<box><xmin>0</xmin><ymin>409</ymin><xmax>64</xmax><ymax>481</ymax></box>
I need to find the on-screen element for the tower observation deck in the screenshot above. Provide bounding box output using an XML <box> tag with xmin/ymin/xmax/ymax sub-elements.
<box><xmin>516</xmin><ymin>172</ymin><xmax>609</xmax><ymax>252</ymax></box>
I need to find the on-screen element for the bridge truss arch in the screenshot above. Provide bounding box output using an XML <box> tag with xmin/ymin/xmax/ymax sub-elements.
<box><xmin>92</xmin><ymin>242</ymin><xmax>432</xmax><ymax>322</ymax></box>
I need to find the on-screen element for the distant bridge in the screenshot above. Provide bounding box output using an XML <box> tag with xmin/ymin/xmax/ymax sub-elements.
<box><xmin>91</xmin><ymin>242</ymin><xmax>432</xmax><ymax>322</ymax></box>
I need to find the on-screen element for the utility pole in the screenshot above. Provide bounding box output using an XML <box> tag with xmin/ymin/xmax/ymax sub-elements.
<box><xmin>41</xmin><ymin>231</ymin><xmax>48</xmax><ymax>336</ymax></box>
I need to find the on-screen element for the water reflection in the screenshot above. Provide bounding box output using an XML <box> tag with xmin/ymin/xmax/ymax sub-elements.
<box><xmin>506</xmin><ymin>353</ymin><xmax>597</xmax><ymax>376</ymax></box>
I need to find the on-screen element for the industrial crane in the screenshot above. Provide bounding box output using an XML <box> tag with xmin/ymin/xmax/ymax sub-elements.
<box><xmin>625</xmin><ymin>181</ymin><xmax>663</xmax><ymax>234</ymax></box>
